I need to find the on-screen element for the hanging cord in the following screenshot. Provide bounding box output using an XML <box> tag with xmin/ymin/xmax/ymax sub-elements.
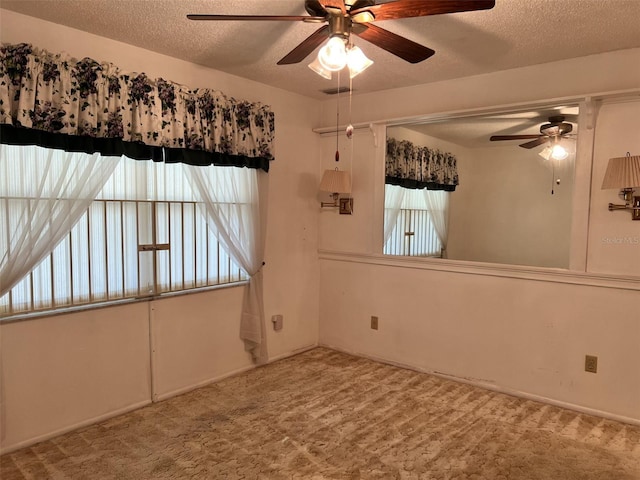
<box><xmin>348</xmin><ymin>73</ymin><xmax>354</xmax><ymax>199</ymax></box>
<box><xmin>335</xmin><ymin>69</ymin><xmax>340</xmax><ymax>162</ymax></box>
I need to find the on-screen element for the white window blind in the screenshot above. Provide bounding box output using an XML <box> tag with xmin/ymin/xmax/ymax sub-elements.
<box><xmin>1</xmin><ymin>150</ymin><xmax>246</xmax><ymax>318</ymax></box>
<box><xmin>383</xmin><ymin>186</ymin><xmax>446</xmax><ymax>257</ymax></box>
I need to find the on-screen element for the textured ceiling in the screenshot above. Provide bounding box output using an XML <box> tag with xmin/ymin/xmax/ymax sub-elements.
<box><xmin>403</xmin><ymin>105</ymin><xmax>580</xmax><ymax>148</ymax></box>
<box><xmin>2</xmin><ymin>0</ymin><xmax>640</xmax><ymax>100</ymax></box>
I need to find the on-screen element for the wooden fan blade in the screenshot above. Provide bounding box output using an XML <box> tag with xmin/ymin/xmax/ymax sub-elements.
<box><xmin>350</xmin><ymin>0</ymin><xmax>495</xmax><ymax>21</ymax></box>
<box><xmin>354</xmin><ymin>24</ymin><xmax>434</xmax><ymax>63</ymax></box>
<box><xmin>490</xmin><ymin>135</ymin><xmax>545</xmax><ymax>141</ymax></box>
<box><xmin>277</xmin><ymin>25</ymin><xmax>330</xmax><ymax>65</ymax></box>
<box><xmin>187</xmin><ymin>14</ymin><xmax>323</xmax><ymax>21</ymax></box>
<box><xmin>520</xmin><ymin>137</ymin><xmax>549</xmax><ymax>149</ymax></box>
<box><xmin>320</xmin><ymin>0</ymin><xmax>346</xmax><ymax>14</ymax></box>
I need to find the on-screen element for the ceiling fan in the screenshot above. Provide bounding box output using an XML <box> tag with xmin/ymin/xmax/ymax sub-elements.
<box><xmin>489</xmin><ymin>116</ymin><xmax>575</xmax><ymax>150</ymax></box>
<box><xmin>187</xmin><ymin>0</ymin><xmax>496</xmax><ymax>66</ymax></box>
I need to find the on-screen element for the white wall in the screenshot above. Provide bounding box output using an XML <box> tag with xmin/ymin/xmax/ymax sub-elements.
<box><xmin>0</xmin><ymin>10</ymin><xmax>321</xmax><ymax>452</ymax></box>
<box><xmin>318</xmin><ymin>51</ymin><xmax>640</xmax><ymax>423</ymax></box>
<box><xmin>319</xmin><ymin>258</ymin><xmax>640</xmax><ymax>421</ymax></box>
<box><xmin>1</xmin><ymin>302</ymin><xmax>152</xmax><ymax>451</ymax></box>
<box><xmin>587</xmin><ymin>100</ymin><xmax>640</xmax><ymax>276</ymax></box>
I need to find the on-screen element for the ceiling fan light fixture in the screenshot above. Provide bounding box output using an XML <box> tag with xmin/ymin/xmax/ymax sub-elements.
<box><xmin>538</xmin><ymin>145</ymin><xmax>552</xmax><ymax>161</ymax></box>
<box><xmin>550</xmin><ymin>143</ymin><xmax>569</xmax><ymax>160</ymax></box>
<box><xmin>346</xmin><ymin>45</ymin><xmax>373</xmax><ymax>78</ymax></box>
<box><xmin>318</xmin><ymin>36</ymin><xmax>348</xmax><ymax>71</ymax></box>
<box><xmin>308</xmin><ymin>57</ymin><xmax>333</xmax><ymax>79</ymax></box>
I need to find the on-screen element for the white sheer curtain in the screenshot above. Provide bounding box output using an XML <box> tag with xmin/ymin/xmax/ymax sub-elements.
<box><xmin>185</xmin><ymin>165</ymin><xmax>268</xmax><ymax>363</ymax></box>
<box><xmin>383</xmin><ymin>184</ymin><xmax>406</xmax><ymax>245</ymax></box>
<box><xmin>0</xmin><ymin>144</ymin><xmax>120</xmax><ymax>298</ymax></box>
<box><xmin>423</xmin><ymin>190</ymin><xmax>450</xmax><ymax>258</ymax></box>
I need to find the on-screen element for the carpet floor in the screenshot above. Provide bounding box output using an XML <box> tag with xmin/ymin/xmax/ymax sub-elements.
<box><xmin>2</xmin><ymin>347</ymin><xmax>639</xmax><ymax>479</ymax></box>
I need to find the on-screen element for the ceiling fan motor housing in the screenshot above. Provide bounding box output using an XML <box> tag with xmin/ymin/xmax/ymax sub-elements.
<box><xmin>540</xmin><ymin>116</ymin><xmax>573</xmax><ymax>136</ymax></box>
<box><xmin>327</xmin><ymin>13</ymin><xmax>351</xmax><ymax>39</ymax></box>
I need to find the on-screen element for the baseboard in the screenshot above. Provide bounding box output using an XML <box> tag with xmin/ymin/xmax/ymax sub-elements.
<box><xmin>153</xmin><ymin>364</ymin><xmax>257</xmax><ymax>402</ymax></box>
<box><xmin>0</xmin><ymin>399</ymin><xmax>152</xmax><ymax>455</ymax></box>
<box><xmin>319</xmin><ymin>343</ymin><xmax>640</xmax><ymax>428</ymax></box>
<box><xmin>267</xmin><ymin>343</ymin><xmax>318</xmax><ymax>363</ymax></box>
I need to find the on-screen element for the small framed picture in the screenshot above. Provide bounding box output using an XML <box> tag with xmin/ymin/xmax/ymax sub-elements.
<box><xmin>339</xmin><ymin>197</ymin><xmax>353</xmax><ymax>215</ymax></box>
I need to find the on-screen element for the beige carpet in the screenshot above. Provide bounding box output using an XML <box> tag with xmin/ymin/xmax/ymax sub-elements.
<box><xmin>2</xmin><ymin>347</ymin><xmax>639</xmax><ymax>479</ymax></box>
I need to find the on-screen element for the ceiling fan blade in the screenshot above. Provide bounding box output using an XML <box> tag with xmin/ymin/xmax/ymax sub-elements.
<box><xmin>187</xmin><ymin>14</ymin><xmax>323</xmax><ymax>22</ymax></box>
<box><xmin>350</xmin><ymin>0</ymin><xmax>495</xmax><ymax>21</ymax></box>
<box><xmin>277</xmin><ymin>25</ymin><xmax>330</xmax><ymax>65</ymax></box>
<box><xmin>490</xmin><ymin>135</ymin><xmax>545</xmax><ymax>141</ymax></box>
<box><xmin>520</xmin><ymin>137</ymin><xmax>549</xmax><ymax>149</ymax></box>
<box><xmin>354</xmin><ymin>24</ymin><xmax>434</xmax><ymax>63</ymax></box>
<box><xmin>320</xmin><ymin>0</ymin><xmax>347</xmax><ymax>14</ymax></box>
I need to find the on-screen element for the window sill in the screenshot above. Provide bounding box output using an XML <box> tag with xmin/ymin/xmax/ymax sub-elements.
<box><xmin>0</xmin><ymin>280</ymin><xmax>248</xmax><ymax>324</ymax></box>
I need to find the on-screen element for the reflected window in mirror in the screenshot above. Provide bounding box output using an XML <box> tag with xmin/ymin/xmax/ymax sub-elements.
<box><xmin>384</xmin><ymin>185</ymin><xmax>448</xmax><ymax>257</ymax></box>
<box><xmin>384</xmin><ymin>106</ymin><xmax>578</xmax><ymax>269</ymax></box>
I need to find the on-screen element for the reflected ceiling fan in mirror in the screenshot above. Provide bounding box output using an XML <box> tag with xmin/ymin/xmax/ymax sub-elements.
<box><xmin>188</xmin><ymin>0</ymin><xmax>496</xmax><ymax>78</ymax></box>
<box><xmin>489</xmin><ymin>115</ymin><xmax>576</xmax><ymax>160</ymax></box>
<box><xmin>490</xmin><ymin>115</ymin><xmax>578</xmax><ymax>194</ymax></box>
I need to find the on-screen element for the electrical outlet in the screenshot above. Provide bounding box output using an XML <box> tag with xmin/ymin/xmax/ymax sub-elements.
<box><xmin>585</xmin><ymin>355</ymin><xmax>598</xmax><ymax>373</ymax></box>
<box><xmin>370</xmin><ymin>316</ymin><xmax>378</xmax><ymax>330</ymax></box>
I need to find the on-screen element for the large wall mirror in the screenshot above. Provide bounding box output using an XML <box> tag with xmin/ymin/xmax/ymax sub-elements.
<box><xmin>384</xmin><ymin>105</ymin><xmax>579</xmax><ymax>269</ymax></box>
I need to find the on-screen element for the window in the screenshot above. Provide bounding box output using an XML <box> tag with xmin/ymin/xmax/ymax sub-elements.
<box><xmin>0</xmin><ymin>147</ymin><xmax>246</xmax><ymax>318</ymax></box>
<box><xmin>383</xmin><ymin>185</ymin><xmax>447</xmax><ymax>257</ymax></box>
<box><xmin>384</xmin><ymin>208</ymin><xmax>442</xmax><ymax>257</ymax></box>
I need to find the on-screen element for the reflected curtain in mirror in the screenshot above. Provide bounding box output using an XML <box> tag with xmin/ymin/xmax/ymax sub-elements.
<box><xmin>385</xmin><ymin>137</ymin><xmax>459</xmax><ymax>191</ymax></box>
<box><xmin>384</xmin><ymin>138</ymin><xmax>456</xmax><ymax>258</ymax></box>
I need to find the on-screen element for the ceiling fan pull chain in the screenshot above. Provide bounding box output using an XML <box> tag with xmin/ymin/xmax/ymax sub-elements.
<box><xmin>349</xmin><ymin>73</ymin><xmax>354</xmax><ymax>199</ymax></box>
<box><xmin>335</xmin><ymin>69</ymin><xmax>341</xmax><ymax>162</ymax></box>
<box><xmin>346</xmin><ymin>71</ymin><xmax>354</xmax><ymax>140</ymax></box>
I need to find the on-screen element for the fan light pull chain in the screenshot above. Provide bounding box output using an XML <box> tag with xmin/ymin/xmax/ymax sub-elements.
<box><xmin>348</xmin><ymin>73</ymin><xmax>354</xmax><ymax>199</ymax></box>
<box><xmin>335</xmin><ymin>69</ymin><xmax>340</xmax><ymax>162</ymax></box>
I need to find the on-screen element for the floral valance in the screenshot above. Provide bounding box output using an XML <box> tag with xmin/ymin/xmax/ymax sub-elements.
<box><xmin>0</xmin><ymin>43</ymin><xmax>275</xmax><ymax>171</ymax></box>
<box><xmin>386</xmin><ymin>137</ymin><xmax>458</xmax><ymax>191</ymax></box>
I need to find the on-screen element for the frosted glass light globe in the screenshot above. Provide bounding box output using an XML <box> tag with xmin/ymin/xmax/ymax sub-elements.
<box><xmin>551</xmin><ymin>144</ymin><xmax>569</xmax><ymax>160</ymax></box>
<box><xmin>318</xmin><ymin>37</ymin><xmax>347</xmax><ymax>72</ymax></box>
<box><xmin>346</xmin><ymin>46</ymin><xmax>373</xmax><ymax>78</ymax></box>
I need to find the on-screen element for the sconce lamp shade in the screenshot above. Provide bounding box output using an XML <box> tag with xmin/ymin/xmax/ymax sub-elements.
<box><xmin>320</xmin><ymin>169</ymin><xmax>351</xmax><ymax>193</ymax></box>
<box><xmin>601</xmin><ymin>154</ymin><xmax>640</xmax><ymax>189</ymax></box>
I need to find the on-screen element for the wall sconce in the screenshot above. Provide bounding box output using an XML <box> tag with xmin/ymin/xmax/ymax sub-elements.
<box><xmin>319</xmin><ymin>168</ymin><xmax>353</xmax><ymax>214</ymax></box>
<box><xmin>601</xmin><ymin>152</ymin><xmax>640</xmax><ymax>220</ymax></box>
